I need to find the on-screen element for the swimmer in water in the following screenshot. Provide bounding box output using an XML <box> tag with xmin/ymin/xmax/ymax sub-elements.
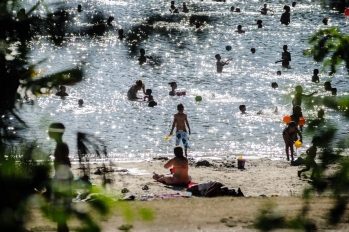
<box><xmin>292</xmin><ymin>85</ymin><xmax>317</xmax><ymax>107</ymax></box>
<box><xmin>144</xmin><ymin>89</ymin><xmax>157</xmax><ymax>107</ymax></box>
<box><xmin>169</xmin><ymin>81</ymin><xmax>178</xmax><ymax>96</ymax></box>
<box><xmin>259</xmin><ymin>4</ymin><xmax>274</xmax><ymax>15</ymax></box>
<box><xmin>275</xmin><ymin>45</ymin><xmax>291</xmax><ymax>68</ymax></box>
<box><xmin>78</xmin><ymin>99</ymin><xmax>84</xmax><ymax>107</ymax></box>
<box><xmin>107</xmin><ymin>16</ymin><xmax>114</xmax><ymax>26</ymax></box>
<box><xmin>118</xmin><ymin>29</ymin><xmax>126</xmax><ymax>40</ymax></box>
<box><xmin>235</xmin><ymin>25</ymin><xmax>245</xmax><ymax>33</ymax></box>
<box><xmin>56</xmin><ymin>86</ymin><xmax>69</xmax><ymax>97</ymax></box>
<box><xmin>312</xmin><ymin>69</ymin><xmax>320</xmax><ymax>83</ymax></box>
<box><xmin>215</xmin><ymin>54</ymin><xmax>232</xmax><ymax>73</ymax></box>
<box><xmin>182</xmin><ymin>2</ymin><xmax>189</xmax><ymax>13</ymax></box>
<box><xmin>280</xmin><ymin>5</ymin><xmax>291</xmax><ymax>25</ymax></box>
<box><xmin>170</xmin><ymin>1</ymin><xmax>179</xmax><ymax>13</ymax></box>
<box><xmin>138</xmin><ymin>48</ymin><xmax>152</xmax><ymax>64</ymax></box>
<box><xmin>127</xmin><ymin>79</ymin><xmax>146</xmax><ymax>100</ymax></box>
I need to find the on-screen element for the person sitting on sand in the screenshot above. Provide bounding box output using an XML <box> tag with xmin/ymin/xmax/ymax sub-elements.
<box><xmin>153</xmin><ymin>146</ymin><xmax>191</xmax><ymax>186</ymax></box>
<box><xmin>235</xmin><ymin>25</ymin><xmax>245</xmax><ymax>33</ymax></box>
<box><xmin>312</xmin><ymin>69</ymin><xmax>320</xmax><ymax>83</ymax></box>
<box><xmin>215</xmin><ymin>54</ymin><xmax>232</xmax><ymax>73</ymax></box>
<box><xmin>56</xmin><ymin>85</ymin><xmax>69</xmax><ymax>97</ymax></box>
<box><xmin>283</xmin><ymin>121</ymin><xmax>302</xmax><ymax>161</ymax></box>
<box><xmin>127</xmin><ymin>79</ymin><xmax>146</xmax><ymax>100</ymax></box>
<box><xmin>292</xmin><ymin>85</ymin><xmax>317</xmax><ymax>107</ymax></box>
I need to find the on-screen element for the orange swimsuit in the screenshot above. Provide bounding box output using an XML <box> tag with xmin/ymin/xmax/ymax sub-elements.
<box><xmin>171</xmin><ymin>165</ymin><xmax>188</xmax><ymax>174</ymax></box>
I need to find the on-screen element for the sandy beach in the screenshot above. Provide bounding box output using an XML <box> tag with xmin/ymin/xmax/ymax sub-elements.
<box><xmin>25</xmin><ymin>157</ymin><xmax>347</xmax><ymax>231</ymax></box>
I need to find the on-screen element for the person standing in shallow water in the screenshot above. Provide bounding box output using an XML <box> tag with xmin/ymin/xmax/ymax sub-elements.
<box><xmin>169</xmin><ymin>103</ymin><xmax>191</xmax><ymax>157</ymax></box>
<box><xmin>127</xmin><ymin>79</ymin><xmax>146</xmax><ymax>100</ymax></box>
<box><xmin>275</xmin><ymin>45</ymin><xmax>291</xmax><ymax>68</ymax></box>
<box><xmin>48</xmin><ymin>123</ymin><xmax>73</xmax><ymax>232</ymax></box>
<box><xmin>280</xmin><ymin>5</ymin><xmax>291</xmax><ymax>25</ymax></box>
<box><xmin>215</xmin><ymin>54</ymin><xmax>232</xmax><ymax>73</ymax></box>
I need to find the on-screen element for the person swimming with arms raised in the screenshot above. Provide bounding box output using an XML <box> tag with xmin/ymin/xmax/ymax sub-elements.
<box><xmin>260</xmin><ymin>4</ymin><xmax>274</xmax><ymax>15</ymax></box>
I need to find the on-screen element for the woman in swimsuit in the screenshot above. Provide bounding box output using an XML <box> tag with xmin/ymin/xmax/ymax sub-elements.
<box><xmin>127</xmin><ymin>79</ymin><xmax>145</xmax><ymax>100</ymax></box>
<box><xmin>153</xmin><ymin>146</ymin><xmax>191</xmax><ymax>186</ymax></box>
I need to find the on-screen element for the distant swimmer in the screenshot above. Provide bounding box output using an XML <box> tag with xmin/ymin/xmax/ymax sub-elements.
<box><xmin>168</xmin><ymin>81</ymin><xmax>186</xmax><ymax>96</ymax></box>
<box><xmin>322</xmin><ymin>17</ymin><xmax>329</xmax><ymax>25</ymax></box>
<box><xmin>256</xmin><ymin>19</ymin><xmax>263</xmax><ymax>28</ymax></box>
<box><xmin>127</xmin><ymin>79</ymin><xmax>146</xmax><ymax>100</ymax></box>
<box><xmin>170</xmin><ymin>1</ymin><xmax>179</xmax><ymax>13</ymax></box>
<box><xmin>138</xmin><ymin>48</ymin><xmax>152</xmax><ymax>64</ymax></box>
<box><xmin>215</xmin><ymin>54</ymin><xmax>232</xmax><ymax>73</ymax></box>
<box><xmin>235</xmin><ymin>25</ymin><xmax>245</xmax><ymax>33</ymax></box>
<box><xmin>144</xmin><ymin>89</ymin><xmax>157</xmax><ymax>107</ymax></box>
<box><xmin>77</xmin><ymin>4</ymin><xmax>83</xmax><ymax>12</ymax></box>
<box><xmin>239</xmin><ymin>105</ymin><xmax>263</xmax><ymax>115</ymax></box>
<box><xmin>251</xmin><ymin>47</ymin><xmax>256</xmax><ymax>54</ymax></box>
<box><xmin>271</xmin><ymin>82</ymin><xmax>278</xmax><ymax>89</ymax></box>
<box><xmin>182</xmin><ymin>2</ymin><xmax>189</xmax><ymax>13</ymax></box>
<box><xmin>331</xmin><ymin>88</ymin><xmax>337</xmax><ymax>96</ymax></box>
<box><xmin>107</xmin><ymin>16</ymin><xmax>114</xmax><ymax>26</ymax></box>
<box><xmin>118</xmin><ymin>29</ymin><xmax>126</xmax><ymax>40</ymax></box>
<box><xmin>292</xmin><ymin>85</ymin><xmax>317</xmax><ymax>107</ymax></box>
<box><xmin>275</xmin><ymin>45</ymin><xmax>291</xmax><ymax>68</ymax></box>
<box><xmin>277</xmin><ymin>70</ymin><xmax>281</xmax><ymax>75</ymax></box>
<box><xmin>56</xmin><ymin>86</ymin><xmax>69</xmax><ymax>97</ymax></box>
<box><xmin>312</xmin><ymin>69</ymin><xmax>320</xmax><ymax>83</ymax></box>
<box><xmin>259</xmin><ymin>4</ymin><xmax>274</xmax><ymax>15</ymax></box>
<box><xmin>78</xmin><ymin>99</ymin><xmax>84</xmax><ymax>107</ymax></box>
<box><xmin>280</xmin><ymin>5</ymin><xmax>291</xmax><ymax>25</ymax></box>
<box><xmin>324</xmin><ymin>81</ymin><xmax>332</xmax><ymax>91</ymax></box>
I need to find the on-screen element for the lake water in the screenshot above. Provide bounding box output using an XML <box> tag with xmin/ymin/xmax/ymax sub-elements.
<box><xmin>19</xmin><ymin>0</ymin><xmax>349</xmax><ymax>161</ymax></box>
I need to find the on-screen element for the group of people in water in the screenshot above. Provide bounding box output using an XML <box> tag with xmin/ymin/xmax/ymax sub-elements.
<box><xmin>50</xmin><ymin>1</ymin><xmax>342</xmax><ymax>192</ymax></box>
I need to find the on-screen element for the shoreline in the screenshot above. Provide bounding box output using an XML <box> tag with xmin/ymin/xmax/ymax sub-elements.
<box><xmin>71</xmin><ymin>157</ymin><xmax>323</xmax><ymax>198</ymax></box>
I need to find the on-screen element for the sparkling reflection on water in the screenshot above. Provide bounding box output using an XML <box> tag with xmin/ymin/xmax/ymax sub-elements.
<box><xmin>20</xmin><ymin>0</ymin><xmax>349</xmax><ymax>160</ymax></box>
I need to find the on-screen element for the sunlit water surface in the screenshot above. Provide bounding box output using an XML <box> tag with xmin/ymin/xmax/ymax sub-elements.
<box><xmin>18</xmin><ymin>0</ymin><xmax>349</xmax><ymax>161</ymax></box>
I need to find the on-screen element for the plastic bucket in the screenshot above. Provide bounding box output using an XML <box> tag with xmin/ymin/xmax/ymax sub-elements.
<box><xmin>237</xmin><ymin>159</ymin><xmax>245</xmax><ymax>169</ymax></box>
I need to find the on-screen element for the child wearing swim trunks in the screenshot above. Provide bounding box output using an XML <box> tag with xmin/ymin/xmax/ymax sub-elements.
<box><xmin>169</xmin><ymin>103</ymin><xmax>191</xmax><ymax>157</ymax></box>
